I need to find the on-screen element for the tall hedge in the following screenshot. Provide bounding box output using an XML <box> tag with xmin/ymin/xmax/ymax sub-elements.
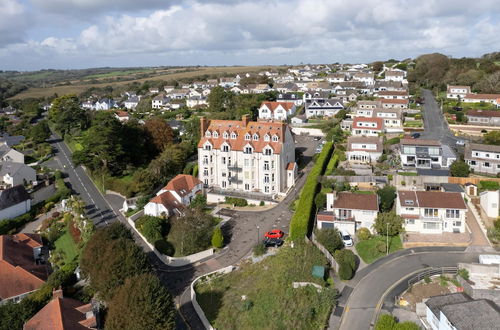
<box><xmin>289</xmin><ymin>142</ymin><xmax>333</xmax><ymax>240</ymax></box>
<box><xmin>324</xmin><ymin>153</ymin><xmax>339</xmax><ymax>175</ymax></box>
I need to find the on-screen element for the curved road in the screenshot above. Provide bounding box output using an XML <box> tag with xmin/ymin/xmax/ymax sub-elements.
<box><xmin>339</xmin><ymin>248</ymin><xmax>486</xmax><ymax>330</ymax></box>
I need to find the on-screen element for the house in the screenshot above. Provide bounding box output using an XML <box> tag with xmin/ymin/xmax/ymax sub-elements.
<box><xmin>152</xmin><ymin>94</ymin><xmax>171</xmax><ymax>109</ymax></box>
<box><xmin>346</xmin><ymin>136</ymin><xmax>383</xmax><ymax>164</ymax></box>
<box><xmin>94</xmin><ymin>98</ymin><xmax>116</xmax><ymax>111</ymax></box>
<box><xmin>274</xmin><ymin>83</ymin><xmax>299</xmax><ymax>94</ymax></box>
<box><xmin>114</xmin><ymin>111</ymin><xmax>129</xmax><ymax>123</ymax></box>
<box><xmin>0</xmin><ymin>141</ymin><xmax>24</xmax><ymax>163</ymax></box>
<box><xmin>144</xmin><ymin>174</ymin><xmax>203</xmax><ymax>217</ymax></box>
<box><xmin>258</xmin><ymin>101</ymin><xmax>296</xmax><ymax>121</ymax></box>
<box><xmin>340</xmin><ymin>118</ymin><xmax>353</xmax><ymax>131</ymax></box>
<box><xmin>385</xmin><ymin>70</ymin><xmax>405</xmax><ymax>82</ymax></box>
<box><xmin>24</xmin><ymin>289</ymin><xmax>98</xmax><ymax>329</ymax></box>
<box><xmin>0</xmin><ymin>233</ymin><xmax>47</xmax><ymax>305</ymax></box>
<box><xmin>0</xmin><ymin>185</ymin><xmax>31</xmax><ymax>220</ymax></box>
<box><xmin>252</xmin><ymin>84</ymin><xmax>272</xmax><ymax>94</ymax></box>
<box><xmin>462</xmin><ymin>93</ymin><xmax>500</xmax><ymax>104</ymax></box>
<box><xmin>316</xmin><ymin>192</ymin><xmax>379</xmax><ymax>235</ymax></box>
<box><xmin>374</xmin><ymin>109</ymin><xmax>403</xmax><ymax>131</ymax></box>
<box><xmin>357</xmin><ymin>100</ymin><xmax>382</xmax><ymax>109</ymax></box>
<box><xmin>0</xmin><ymin>134</ymin><xmax>24</xmax><ymax>147</ymax></box>
<box><xmin>326</xmin><ymin>73</ymin><xmax>346</xmax><ymax>83</ymax></box>
<box><xmin>167</xmin><ymin>89</ymin><xmax>189</xmax><ymax>99</ymax></box>
<box><xmin>396</xmin><ymin>191</ymin><xmax>467</xmax><ymax>233</ymax></box>
<box><xmin>424</xmin><ymin>293</ymin><xmax>500</xmax><ymax>330</ymax></box>
<box><xmin>352</xmin><ymin>72</ymin><xmax>375</xmax><ymax>86</ymax></box>
<box><xmin>277</xmin><ymin>93</ymin><xmax>303</xmax><ymax>106</ymax></box>
<box><xmin>374</xmin><ymin>80</ymin><xmax>406</xmax><ymax>92</ymax></box>
<box><xmin>351</xmin><ymin>117</ymin><xmax>384</xmax><ymax>136</ymax></box>
<box><xmin>399</xmin><ymin>139</ymin><xmax>456</xmax><ymax>169</ymax></box>
<box><xmin>480</xmin><ymin>190</ymin><xmax>499</xmax><ymax>218</ymax></box>
<box><xmin>305</xmin><ymin>98</ymin><xmax>344</xmax><ymax>118</ymax></box>
<box><xmin>206</xmin><ymin>79</ymin><xmax>218</xmax><ymax>88</ymax></box>
<box><xmin>81</xmin><ymin>100</ymin><xmax>94</xmax><ymax>110</ymax></box>
<box><xmin>377</xmin><ymin>90</ymin><xmax>409</xmax><ymax>99</ymax></box>
<box><xmin>219</xmin><ymin>77</ymin><xmax>237</xmax><ymax>88</ymax></box>
<box><xmin>186</xmin><ymin>96</ymin><xmax>208</xmax><ymax>108</ymax></box>
<box><xmin>163</xmin><ymin>85</ymin><xmax>175</xmax><ymax>93</ymax></box>
<box><xmin>380</xmin><ymin>98</ymin><xmax>408</xmax><ymax>109</ymax></box>
<box><xmin>198</xmin><ymin>115</ymin><xmax>296</xmax><ymax>195</ymax></box>
<box><xmin>0</xmin><ymin>162</ymin><xmax>36</xmax><ymax>188</ymax></box>
<box><xmin>291</xmin><ymin>115</ymin><xmax>307</xmax><ymax>124</ymax></box>
<box><xmin>446</xmin><ymin>85</ymin><xmax>471</xmax><ymax>99</ymax></box>
<box><xmin>303</xmin><ymin>91</ymin><xmax>330</xmax><ymax>102</ymax></box>
<box><xmin>466</xmin><ymin>110</ymin><xmax>500</xmax><ymax>126</ymax></box>
<box><xmin>123</xmin><ymin>96</ymin><xmax>140</xmax><ymax>110</ymax></box>
<box><xmin>465</xmin><ymin>143</ymin><xmax>500</xmax><ymax>175</ymax></box>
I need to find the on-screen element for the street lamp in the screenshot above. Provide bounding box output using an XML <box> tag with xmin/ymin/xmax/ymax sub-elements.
<box><xmin>386</xmin><ymin>222</ymin><xmax>389</xmax><ymax>255</ymax></box>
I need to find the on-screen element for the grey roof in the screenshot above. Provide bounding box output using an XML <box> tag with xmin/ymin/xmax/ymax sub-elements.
<box><xmin>441</xmin><ymin>144</ymin><xmax>456</xmax><ymax>159</ymax></box>
<box><xmin>441</xmin><ymin>299</ymin><xmax>500</xmax><ymax>330</ymax></box>
<box><xmin>440</xmin><ymin>183</ymin><xmax>464</xmax><ymax>193</ymax></box>
<box><xmin>0</xmin><ymin>134</ymin><xmax>24</xmax><ymax>147</ymax></box>
<box><xmin>0</xmin><ymin>144</ymin><xmax>12</xmax><ymax>159</ymax></box>
<box><xmin>425</xmin><ymin>293</ymin><xmax>472</xmax><ymax>317</ymax></box>
<box><xmin>417</xmin><ymin>169</ymin><xmax>450</xmax><ymax>176</ymax></box>
<box><xmin>0</xmin><ymin>185</ymin><xmax>30</xmax><ymax>211</ymax></box>
<box><xmin>0</xmin><ymin>162</ymin><xmax>30</xmax><ymax>177</ymax></box>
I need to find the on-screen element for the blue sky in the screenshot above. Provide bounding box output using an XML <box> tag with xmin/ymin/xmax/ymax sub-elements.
<box><xmin>1</xmin><ymin>0</ymin><xmax>499</xmax><ymax>71</ymax></box>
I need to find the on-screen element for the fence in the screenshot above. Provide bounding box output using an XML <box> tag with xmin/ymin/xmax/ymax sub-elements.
<box><xmin>307</xmin><ymin>233</ymin><xmax>339</xmax><ymax>273</ymax></box>
<box><xmin>449</xmin><ymin>177</ymin><xmax>500</xmax><ymax>186</ymax></box>
<box><xmin>407</xmin><ymin>267</ymin><xmax>458</xmax><ymax>287</ymax></box>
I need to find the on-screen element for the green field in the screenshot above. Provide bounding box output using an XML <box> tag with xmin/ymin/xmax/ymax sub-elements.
<box><xmin>54</xmin><ymin>231</ymin><xmax>79</xmax><ymax>264</ymax></box>
<box><xmin>83</xmin><ymin>69</ymin><xmax>155</xmax><ymax>79</ymax></box>
<box><xmin>355</xmin><ymin>235</ymin><xmax>402</xmax><ymax>264</ymax></box>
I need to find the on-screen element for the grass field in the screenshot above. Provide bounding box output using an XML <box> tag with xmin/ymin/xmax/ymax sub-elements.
<box><xmin>83</xmin><ymin>68</ymin><xmax>156</xmax><ymax>79</ymax></box>
<box><xmin>195</xmin><ymin>242</ymin><xmax>336</xmax><ymax>329</ymax></box>
<box><xmin>355</xmin><ymin>235</ymin><xmax>402</xmax><ymax>264</ymax></box>
<box><xmin>54</xmin><ymin>231</ymin><xmax>79</xmax><ymax>264</ymax></box>
<box><xmin>10</xmin><ymin>65</ymin><xmax>278</xmax><ymax>99</ymax></box>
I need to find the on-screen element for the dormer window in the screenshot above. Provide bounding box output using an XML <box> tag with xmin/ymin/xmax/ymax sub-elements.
<box><xmin>264</xmin><ymin>148</ymin><xmax>272</xmax><ymax>156</ymax></box>
<box><xmin>245</xmin><ymin>133</ymin><xmax>251</xmax><ymax>140</ymax></box>
<box><xmin>213</xmin><ymin>131</ymin><xmax>219</xmax><ymax>138</ymax></box>
<box><xmin>272</xmin><ymin>135</ymin><xmax>279</xmax><ymax>142</ymax></box>
<box><xmin>253</xmin><ymin>133</ymin><xmax>259</xmax><ymax>141</ymax></box>
<box><xmin>244</xmin><ymin>146</ymin><xmax>253</xmax><ymax>154</ymax></box>
<box><xmin>223</xmin><ymin>131</ymin><xmax>228</xmax><ymax>139</ymax></box>
<box><xmin>264</xmin><ymin>134</ymin><xmax>270</xmax><ymax>142</ymax></box>
<box><xmin>231</xmin><ymin>132</ymin><xmax>237</xmax><ymax>139</ymax></box>
<box><xmin>205</xmin><ymin>131</ymin><xmax>211</xmax><ymax>137</ymax></box>
<box><xmin>222</xmin><ymin>144</ymin><xmax>230</xmax><ymax>152</ymax></box>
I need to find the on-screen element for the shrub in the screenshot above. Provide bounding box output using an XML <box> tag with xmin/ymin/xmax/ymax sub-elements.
<box><xmin>314</xmin><ymin>228</ymin><xmax>343</xmax><ymax>254</ymax></box>
<box><xmin>211</xmin><ymin>227</ymin><xmax>224</xmax><ymax>248</ymax></box>
<box><xmin>334</xmin><ymin>249</ymin><xmax>356</xmax><ymax>271</ymax></box>
<box><xmin>289</xmin><ymin>142</ymin><xmax>333</xmax><ymax>240</ymax></box>
<box><xmin>458</xmin><ymin>268</ymin><xmax>470</xmax><ymax>281</ymax></box>
<box><xmin>357</xmin><ymin>227</ymin><xmax>372</xmax><ymax>241</ymax></box>
<box><xmin>376</xmin><ymin>241</ymin><xmax>387</xmax><ymax>253</ymax></box>
<box><xmin>253</xmin><ymin>243</ymin><xmax>266</xmax><ymax>256</ymax></box>
<box><xmin>480</xmin><ymin>180</ymin><xmax>500</xmax><ymax>191</ymax></box>
<box><xmin>259</xmin><ymin>200</ymin><xmax>265</xmax><ymax>206</ymax></box>
<box><xmin>338</xmin><ymin>262</ymin><xmax>353</xmax><ymax>280</ymax></box>
<box><xmin>375</xmin><ymin>314</ymin><xmax>396</xmax><ymax>330</ymax></box>
<box><xmin>424</xmin><ymin>276</ymin><xmax>431</xmax><ymax>284</ymax></box>
<box><xmin>154</xmin><ymin>240</ymin><xmax>174</xmax><ymax>256</ymax></box>
<box><xmin>314</xmin><ymin>192</ymin><xmax>327</xmax><ymax>209</ymax></box>
<box><xmin>135</xmin><ymin>216</ymin><xmax>166</xmax><ymax>244</ymax></box>
<box><xmin>225</xmin><ymin>197</ymin><xmax>248</xmax><ymax>207</ymax></box>
<box><xmin>325</xmin><ymin>153</ymin><xmax>339</xmax><ymax>175</ymax></box>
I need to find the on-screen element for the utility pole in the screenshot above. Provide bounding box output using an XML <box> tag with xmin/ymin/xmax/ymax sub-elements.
<box><xmin>386</xmin><ymin>222</ymin><xmax>389</xmax><ymax>255</ymax></box>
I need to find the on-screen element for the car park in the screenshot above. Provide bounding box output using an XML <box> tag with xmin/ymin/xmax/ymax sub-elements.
<box><xmin>264</xmin><ymin>229</ymin><xmax>285</xmax><ymax>239</ymax></box>
<box><xmin>339</xmin><ymin>231</ymin><xmax>354</xmax><ymax>247</ymax></box>
<box><xmin>264</xmin><ymin>237</ymin><xmax>284</xmax><ymax>247</ymax></box>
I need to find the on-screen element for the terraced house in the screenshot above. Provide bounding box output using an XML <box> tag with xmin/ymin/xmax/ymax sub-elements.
<box><xmin>198</xmin><ymin>116</ymin><xmax>296</xmax><ymax>196</ymax></box>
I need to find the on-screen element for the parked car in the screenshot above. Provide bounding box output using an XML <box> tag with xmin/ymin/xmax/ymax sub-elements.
<box><xmin>456</xmin><ymin>140</ymin><xmax>465</xmax><ymax>146</ymax></box>
<box><xmin>313</xmin><ymin>136</ymin><xmax>321</xmax><ymax>141</ymax></box>
<box><xmin>452</xmin><ymin>106</ymin><xmax>463</xmax><ymax>111</ymax></box>
<box><xmin>411</xmin><ymin>132</ymin><xmax>421</xmax><ymax>139</ymax></box>
<box><xmin>264</xmin><ymin>237</ymin><xmax>284</xmax><ymax>247</ymax></box>
<box><xmin>264</xmin><ymin>229</ymin><xmax>284</xmax><ymax>239</ymax></box>
<box><xmin>339</xmin><ymin>231</ymin><xmax>354</xmax><ymax>247</ymax></box>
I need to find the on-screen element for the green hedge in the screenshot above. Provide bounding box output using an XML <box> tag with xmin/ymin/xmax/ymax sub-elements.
<box><xmin>324</xmin><ymin>153</ymin><xmax>339</xmax><ymax>176</ymax></box>
<box><xmin>289</xmin><ymin>142</ymin><xmax>333</xmax><ymax>240</ymax></box>
<box><xmin>225</xmin><ymin>197</ymin><xmax>248</xmax><ymax>207</ymax></box>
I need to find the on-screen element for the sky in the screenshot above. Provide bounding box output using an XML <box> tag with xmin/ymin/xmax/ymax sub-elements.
<box><xmin>1</xmin><ymin>0</ymin><xmax>500</xmax><ymax>71</ymax></box>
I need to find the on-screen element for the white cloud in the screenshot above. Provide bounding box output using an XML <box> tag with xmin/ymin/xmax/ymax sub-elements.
<box><xmin>0</xmin><ymin>0</ymin><xmax>27</xmax><ymax>46</ymax></box>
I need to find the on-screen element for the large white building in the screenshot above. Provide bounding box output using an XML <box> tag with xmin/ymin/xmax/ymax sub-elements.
<box><xmin>399</xmin><ymin>139</ymin><xmax>456</xmax><ymax>169</ymax></box>
<box><xmin>346</xmin><ymin>136</ymin><xmax>383</xmax><ymax>164</ymax></box>
<box><xmin>198</xmin><ymin>116</ymin><xmax>296</xmax><ymax>195</ymax></box>
<box><xmin>258</xmin><ymin>101</ymin><xmax>296</xmax><ymax>121</ymax></box>
<box><xmin>396</xmin><ymin>191</ymin><xmax>467</xmax><ymax>234</ymax></box>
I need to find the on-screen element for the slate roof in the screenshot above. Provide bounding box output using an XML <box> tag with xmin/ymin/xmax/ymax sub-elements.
<box><xmin>347</xmin><ymin>136</ymin><xmax>383</xmax><ymax>152</ymax></box>
<box><xmin>397</xmin><ymin>191</ymin><xmax>467</xmax><ymax>209</ymax></box>
<box><xmin>0</xmin><ymin>185</ymin><xmax>30</xmax><ymax>211</ymax></box>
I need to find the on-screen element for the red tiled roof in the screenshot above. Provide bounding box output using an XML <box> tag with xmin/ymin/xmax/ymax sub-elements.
<box><xmin>115</xmin><ymin>110</ymin><xmax>129</xmax><ymax>117</ymax></box>
<box><xmin>286</xmin><ymin>162</ymin><xmax>296</xmax><ymax>170</ymax></box>
<box><xmin>163</xmin><ymin>174</ymin><xmax>202</xmax><ymax>197</ymax></box>
<box><xmin>378</xmin><ymin>91</ymin><xmax>408</xmax><ymax>96</ymax></box>
<box><xmin>149</xmin><ymin>191</ymin><xmax>184</xmax><ymax>213</ymax></box>
<box><xmin>379</xmin><ymin>98</ymin><xmax>409</xmax><ymax>104</ymax></box>
<box><xmin>0</xmin><ymin>234</ymin><xmax>47</xmax><ymax>300</ymax></box>
<box><xmin>352</xmin><ymin>117</ymin><xmax>384</xmax><ymax>130</ymax></box>
<box><xmin>260</xmin><ymin>101</ymin><xmax>295</xmax><ymax>113</ymax></box>
<box><xmin>24</xmin><ymin>293</ymin><xmax>96</xmax><ymax>330</ymax></box>
<box><xmin>464</xmin><ymin>93</ymin><xmax>500</xmax><ymax>100</ymax></box>
<box><xmin>332</xmin><ymin>192</ymin><xmax>379</xmax><ymax>211</ymax></box>
<box><xmin>466</xmin><ymin>109</ymin><xmax>500</xmax><ymax>118</ymax></box>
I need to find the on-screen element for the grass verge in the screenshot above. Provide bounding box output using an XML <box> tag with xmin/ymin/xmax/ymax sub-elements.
<box><xmin>54</xmin><ymin>231</ymin><xmax>79</xmax><ymax>264</ymax></box>
<box><xmin>355</xmin><ymin>235</ymin><xmax>402</xmax><ymax>264</ymax></box>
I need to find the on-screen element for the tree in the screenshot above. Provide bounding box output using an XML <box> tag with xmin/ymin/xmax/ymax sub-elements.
<box><xmin>28</xmin><ymin>120</ymin><xmax>51</xmax><ymax>143</ymax></box>
<box><xmin>80</xmin><ymin>224</ymin><xmax>151</xmax><ymax>299</ymax></box>
<box><xmin>450</xmin><ymin>160</ymin><xmax>470</xmax><ymax>177</ymax></box>
<box><xmin>483</xmin><ymin>131</ymin><xmax>500</xmax><ymax>146</ymax></box>
<box><xmin>372</xmin><ymin>61</ymin><xmax>384</xmax><ymax>72</ymax></box>
<box><xmin>314</xmin><ymin>192</ymin><xmax>327</xmax><ymax>209</ymax></box>
<box><xmin>334</xmin><ymin>249</ymin><xmax>356</xmax><ymax>271</ymax></box>
<box><xmin>190</xmin><ymin>194</ymin><xmax>207</xmax><ymax>209</ymax></box>
<box><xmin>211</xmin><ymin>226</ymin><xmax>224</xmax><ymax>248</ymax></box>
<box><xmin>374</xmin><ymin>212</ymin><xmax>404</xmax><ymax>236</ymax></box>
<box><xmin>48</xmin><ymin>95</ymin><xmax>89</xmax><ymax>137</ymax></box>
<box><xmin>315</xmin><ymin>228</ymin><xmax>343</xmax><ymax>254</ymax></box>
<box><xmin>135</xmin><ymin>96</ymin><xmax>153</xmax><ymax>113</ymax></box>
<box><xmin>144</xmin><ymin>117</ymin><xmax>174</xmax><ymax>154</ymax></box>
<box><xmin>208</xmin><ymin>86</ymin><xmax>227</xmax><ymax>112</ymax></box>
<box><xmin>106</xmin><ymin>274</ymin><xmax>175</xmax><ymax>330</ymax></box>
<box><xmin>136</xmin><ymin>216</ymin><xmax>165</xmax><ymax>244</ymax></box>
<box><xmin>170</xmin><ymin>208</ymin><xmax>214</xmax><ymax>255</ymax></box>
<box><xmin>377</xmin><ymin>186</ymin><xmax>397</xmax><ymax>212</ymax></box>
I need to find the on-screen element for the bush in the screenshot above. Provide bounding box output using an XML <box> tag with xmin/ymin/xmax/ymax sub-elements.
<box><xmin>334</xmin><ymin>249</ymin><xmax>356</xmax><ymax>271</ymax></box>
<box><xmin>480</xmin><ymin>180</ymin><xmax>500</xmax><ymax>191</ymax></box>
<box><xmin>135</xmin><ymin>216</ymin><xmax>166</xmax><ymax>244</ymax></box>
<box><xmin>377</xmin><ymin>186</ymin><xmax>397</xmax><ymax>212</ymax></box>
<box><xmin>314</xmin><ymin>192</ymin><xmax>327</xmax><ymax>209</ymax></box>
<box><xmin>289</xmin><ymin>142</ymin><xmax>333</xmax><ymax>240</ymax></box>
<box><xmin>211</xmin><ymin>227</ymin><xmax>224</xmax><ymax>248</ymax></box>
<box><xmin>314</xmin><ymin>228</ymin><xmax>343</xmax><ymax>254</ymax></box>
<box><xmin>375</xmin><ymin>314</ymin><xmax>396</xmax><ymax>330</ymax></box>
<box><xmin>324</xmin><ymin>153</ymin><xmax>339</xmax><ymax>175</ymax></box>
<box><xmin>357</xmin><ymin>227</ymin><xmax>372</xmax><ymax>241</ymax></box>
<box><xmin>253</xmin><ymin>243</ymin><xmax>266</xmax><ymax>256</ymax></box>
<box><xmin>225</xmin><ymin>197</ymin><xmax>248</xmax><ymax>207</ymax></box>
<box><xmin>386</xmin><ymin>137</ymin><xmax>400</xmax><ymax>145</ymax></box>
<box><xmin>458</xmin><ymin>268</ymin><xmax>470</xmax><ymax>281</ymax></box>
<box><xmin>376</xmin><ymin>241</ymin><xmax>387</xmax><ymax>253</ymax></box>
<box><xmin>259</xmin><ymin>200</ymin><xmax>265</xmax><ymax>206</ymax></box>
<box><xmin>154</xmin><ymin>240</ymin><xmax>175</xmax><ymax>256</ymax></box>
<box><xmin>338</xmin><ymin>262</ymin><xmax>353</xmax><ymax>280</ymax></box>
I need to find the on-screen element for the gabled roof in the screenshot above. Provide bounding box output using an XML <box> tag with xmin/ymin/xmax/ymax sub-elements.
<box><xmin>149</xmin><ymin>191</ymin><xmax>184</xmax><ymax>214</ymax></box>
<box><xmin>0</xmin><ymin>162</ymin><xmax>33</xmax><ymax>178</ymax></box>
<box><xmin>260</xmin><ymin>101</ymin><xmax>295</xmax><ymax>113</ymax></box>
<box><xmin>352</xmin><ymin>117</ymin><xmax>384</xmax><ymax>130</ymax></box>
<box><xmin>332</xmin><ymin>192</ymin><xmax>378</xmax><ymax>211</ymax></box>
<box><xmin>397</xmin><ymin>191</ymin><xmax>467</xmax><ymax>209</ymax></box>
<box><xmin>378</xmin><ymin>91</ymin><xmax>408</xmax><ymax>96</ymax></box>
<box><xmin>464</xmin><ymin>93</ymin><xmax>500</xmax><ymax>100</ymax></box>
<box><xmin>379</xmin><ymin>98</ymin><xmax>408</xmax><ymax>104</ymax></box>
<box><xmin>0</xmin><ymin>234</ymin><xmax>47</xmax><ymax>300</ymax></box>
<box><xmin>466</xmin><ymin>109</ymin><xmax>500</xmax><ymax>118</ymax></box>
<box><xmin>0</xmin><ymin>185</ymin><xmax>30</xmax><ymax>211</ymax></box>
<box><xmin>24</xmin><ymin>291</ymin><xmax>96</xmax><ymax>330</ymax></box>
<box><xmin>347</xmin><ymin>136</ymin><xmax>383</xmax><ymax>152</ymax></box>
<box><xmin>163</xmin><ymin>174</ymin><xmax>202</xmax><ymax>197</ymax></box>
<box><xmin>400</xmin><ymin>138</ymin><xmax>440</xmax><ymax>146</ymax></box>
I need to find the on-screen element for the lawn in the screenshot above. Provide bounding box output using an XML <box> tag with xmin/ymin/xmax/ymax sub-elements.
<box><xmin>403</xmin><ymin>120</ymin><xmax>423</xmax><ymax>128</ymax></box>
<box><xmin>54</xmin><ymin>231</ymin><xmax>79</xmax><ymax>264</ymax></box>
<box><xmin>398</xmin><ymin>171</ymin><xmax>418</xmax><ymax>176</ymax></box>
<box><xmin>195</xmin><ymin>242</ymin><xmax>336</xmax><ymax>330</ymax></box>
<box><xmin>355</xmin><ymin>235</ymin><xmax>402</xmax><ymax>264</ymax></box>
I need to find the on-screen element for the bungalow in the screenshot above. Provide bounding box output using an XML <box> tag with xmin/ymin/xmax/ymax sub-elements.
<box><xmin>462</xmin><ymin>93</ymin><xmax>500</xmax><ymax>104</ymax></box>
<box><xmin>0</xmin><ymin>142</ymin><xmax>24</xmax><ymax>163</ymax></box>
<box><xmin>94</xmin><ymin>98</ymin><xmax>116</xmax><ymax>111</ymax></box>
<box><xmin>163</xmin><ymin>85</ymin><xmax>175</xmax><ymax>93</ymax></box>
<box><xmin>206</xmin><ymin>79</ymin><xmax>219</xmax><ymax>88</ymax></box>
<box><xmin>466</xmin><ymin>109</ymin><xmax>500</xmax><ymax>126</ymax></box>
<box><xmin>326</xmin><ymin>73</ymin><xmax>346</xmax><ymax>83</ymax></box>
<box><xmin>219</xmin><ymin>77</ymin><xmax>237</xmax><ymax>88</ymax></box>
<box><xmin>0</xmin><ymin>233</ymin><xmax>47</xmax><ymax>305</ymax></box>
<box><xmin>0</xmin><ymin>185</ymin><xmax>31</xmax><ymax>220</ymax></box>
<box><xmin>337</xmin><ymin>91</ymin><xmax>358</xmax><ymax>103</ymax></box>
<box><xmin>258</xmin><ymin>101</ymin><xmax>296</xmax><ymax>121</ymax></box>
<box><xmin>385</xmin><ymin>70</ymin><xmax>405</xmax><ymax>82</ymax></box>
<box><xmin>144</xmin><ymin>174</ymin><xmax>203</xmax><ymax>217</ymax></box>
<box><xmin>167</xmin><ymin>89</ymin><xmax>190</xmax><ymax>99</ymax></box>
<box><xmin>114</xmin><ymin>111</ymin><xmax>130</xmax><ymax>123</ymax></box>
<box><xmin>24</xmin><ymin>289</ymin><xmax>98</xmax><ymax>329</ymax></box>
<box><xmin>346</xmin><ymin>136</ymin><xmax>383</xmax><ymax>164</ymax></box>
<box><xmin>380</xmin><ymin>98</ymin><xmax>408</xmax><ymax>109</ymax></box>
<box><xmin>396</xmin><ymin>190</ymin><xmax>467</xmax><ymax>233</ymax></box>
<box><xmin>351</xmin><ymin>117</ymin><xmax>384</xmax><ymax>136</ymax></box>
<box><xmin>446</xmin><ymin>85</ymin><xmax>471</xmax><ymax>99</ymax></box>
<box><xmin>305</xmin><ymin>98</ymin><xmax>344</xmax><ymax>118</ymax></box>
<box><xmin>316</xmin><ymin>192</ymin><xmax>379</xmax><ymax>235</ymax></box>
<box><xmin>274</xmin><ymin>83</ymin><xmax>299</xmax><ymax>94</ymax></box>
<box><xmin>252</xmin><ymin>84</ymin><xmax>272</xmax><ymax>94</ymax></box>
<box><xmin>0</xmin><ymin>162</ymin><xmax>36</xmax><ymax>188</ymax></box>
<box><xmin>464</xmin><ymin>143</ymin><xmax>500</xmax><ymax>175</ymax></box>
<box><xmin>377</xmin><ymin>90</ymin><xmax>409</xmax><ymax>100</ymax></box>
<box><xmin>186</xmin><ymin>96</ymin><xmax>208</xmax><ymax>108</ymax></box>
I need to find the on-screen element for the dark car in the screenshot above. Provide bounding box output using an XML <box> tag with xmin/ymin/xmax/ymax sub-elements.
<box><xmin>452</xmin><ymin>106</ymin><xmax>463</xmax><ymax>111</ymax></box>
<box><xmin>411</xmin><ymin>132</ymin><xmax>421</xmax><ymax>139</ymax></box>
<box><xmin>264</xmin><ymin>237</ymin><xmax>284</xmax><ymax>247</ymax></box>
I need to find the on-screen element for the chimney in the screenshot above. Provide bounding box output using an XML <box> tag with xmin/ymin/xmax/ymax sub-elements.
<box><xmin>200</xmin><ymin>116</ymin><xmax>208</xmax><ymax>137</ymax></box>
<box><xmin>242</xmin><ymin>114</ymin><xmax>250</xmax><ymax>127</ymax></box>
<box><xmin>52</xmin><ymin>289</ymin><xmax>64</xmax><ymax>299</ymax></box>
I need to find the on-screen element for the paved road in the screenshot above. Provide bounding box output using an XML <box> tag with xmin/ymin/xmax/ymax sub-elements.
<box><xmin>339</xmin><ymin>248</ymin><xmax>484</xmax><ymax>330</ymax></box>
